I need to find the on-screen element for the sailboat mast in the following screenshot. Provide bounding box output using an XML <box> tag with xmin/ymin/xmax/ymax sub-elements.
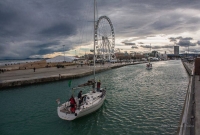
<box><xmin>93</xmin><ymin>0</ymin><xmax>96</xmax><ymax>81</ymax></box>
<box><xmin>149</xmin><ymin>43</ymin><xmax>151</xmax><ymax>63</ymax></box>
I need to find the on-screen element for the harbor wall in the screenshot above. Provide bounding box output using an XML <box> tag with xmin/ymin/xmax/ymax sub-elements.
<box><xmin>195</xmin><ymin>58</ymin><xmax>200</xmax><ymax>75</ymax></box>
<box><xmin>0</xmin><ymin>67</ymin><xmax>110</xmax><ymax>89</ymax></box>
<box><xmin>0</xmin><ymin>62</ymin><xmax>145</xmax><ymax>89</ymax></box>
<box><xmin>177</xmin><ymin>61</ymin><xmax>195</xmax><ymax>135</ymax></box>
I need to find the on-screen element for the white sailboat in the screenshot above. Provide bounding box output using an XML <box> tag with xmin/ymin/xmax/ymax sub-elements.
<box><xmin>146</xmin><ymin>44</ymin><xmax>152</xmax><ymax>70</ymax></box>
<box><xmin>56</xmin><ymin>0</ymin><xmax>106</xmax><ymax>121</ymax></box>
<box><xmin>146</xmin><ymin>62</ymin><xmax>152</xmax><ymax>70</ymax></box>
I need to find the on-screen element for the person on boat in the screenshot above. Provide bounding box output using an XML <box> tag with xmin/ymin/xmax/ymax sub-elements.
<box><xmin>78</xmin><ymin>91</ymin><xmax>83</xmax><ymax>106</ymax></box>
<box><xmin>92</xmin><ymin>82</ymin><xmax>95</xmax><ymax>93</ymax></box>
<box><xmin>69</xmin><ymin>95</ymin><xmax>76</xmax><ymax>113</ymax></box>
<box><xmin>97</xmin><ymin>80</ymin><xmax>101</xmax><ymax>91</ymax></box>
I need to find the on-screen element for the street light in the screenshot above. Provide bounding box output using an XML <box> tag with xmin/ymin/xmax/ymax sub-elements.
<box><xmin>63</xmin><ymin>45</ymin><xmax>65</xmax><ymax>62</ymax></box>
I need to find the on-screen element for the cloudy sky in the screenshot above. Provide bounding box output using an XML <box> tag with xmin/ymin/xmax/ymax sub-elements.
<box><xmin>0</xmin><ymin>0</ymin><xmax>200</xmax><ymax>59</ymax></box>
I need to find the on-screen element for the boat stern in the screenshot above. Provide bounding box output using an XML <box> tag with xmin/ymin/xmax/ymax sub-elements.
<box><xmin>57</xmin><ymin>105</ymin><xmax>78</xmax><ymax>121</ymax></box>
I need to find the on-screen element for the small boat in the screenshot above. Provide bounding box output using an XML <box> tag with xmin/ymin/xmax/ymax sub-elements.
<box><xmin>56</xmin><ymin>0</ymin><xmax>106</xmax><ymax>121</ymax></box>
<box><xmin>146</xmin><ymin>44</ymin><xmax>153</xmax><ymax>70</ymax></box>
<box><xmin>146</xmin><ymin>63</ymin><xmax>152</xmax><ymax>70</ymax></box>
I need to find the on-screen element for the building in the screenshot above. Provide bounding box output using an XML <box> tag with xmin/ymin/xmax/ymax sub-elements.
<box><xmin>174</xmin><ymin>46</ymin><xmax>179</xmax><ymax>55</ymax></box>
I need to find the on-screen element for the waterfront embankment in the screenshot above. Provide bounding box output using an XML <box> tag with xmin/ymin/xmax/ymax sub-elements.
<box><xmin>0</xmin><ymin>62</ymin><xmax>147</xmax><ymax>89</ymax></box>
<box><xmin>178</xmin><ymin>60</ymin><xmax>200</xmax><ymax>135</ymax></box>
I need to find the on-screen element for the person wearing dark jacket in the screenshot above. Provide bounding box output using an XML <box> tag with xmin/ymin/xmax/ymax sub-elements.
<box><xmin>78</xmin><ymin>91</ymin><xmax>83</xmax><ymax>105</ymax></box>
<box><xmin>97</xmin><ymin>80</ymin><xmax>101</xmax><ymax>91</ymax></box>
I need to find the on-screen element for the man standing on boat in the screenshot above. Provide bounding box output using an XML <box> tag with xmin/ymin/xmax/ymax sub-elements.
<box><xmin>78</xmin><ymin>91</ymin><xmax>83</xmax><ymax>106</ymax></box>
<box><xmin>97</xmin><ymin>80</ymin><xmax>101</xmax><ymax>91</ymax></box>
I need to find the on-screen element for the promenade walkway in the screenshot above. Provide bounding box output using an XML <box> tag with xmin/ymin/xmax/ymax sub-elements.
<box><xmin>0</xmin><ymin>62</ymin><xmax>143</xmax><ymax>89</ymax></box>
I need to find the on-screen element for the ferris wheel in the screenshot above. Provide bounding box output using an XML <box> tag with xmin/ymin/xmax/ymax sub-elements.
<box><xmin>95</xmin><ymin>16</ymin><xmax>115</xmax><ymax>60</ymax></box>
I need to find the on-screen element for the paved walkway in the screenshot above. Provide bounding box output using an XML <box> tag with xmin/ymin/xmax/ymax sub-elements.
<box><xmin>0</xmin><ymin>63</ymin><xmax>124</xmax><ymax>83</ymax></box>
<box><xmin>0</xmin><ymin>62</ymin><xmax>144</xmax><ymax>89</ymax></box>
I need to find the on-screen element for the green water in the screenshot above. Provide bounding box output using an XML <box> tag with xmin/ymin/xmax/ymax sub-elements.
<box><xmin>0</xmin><ymin>60</ymin><xmax>188</xmax><ymax>135</ymax></box>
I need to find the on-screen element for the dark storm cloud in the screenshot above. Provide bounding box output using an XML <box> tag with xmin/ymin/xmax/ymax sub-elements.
<box><xmin>174</xmin><ymin>37</ymin><xmax>193</xmax><ymax>40</ymax></box>
<box><xmin>103</xmin><ymin>0</ymin><xmax>200</xmax><ymax>38</ymax></box>
<box><xmin>0</xmin><ymin>3</ymin><xmax>21</xmax><ymax>37</ymax></box>
<box><xmin>152</xmin><ymin>45</ymin><xmax>174</xmax><ymax>49</ymax></box>
<box><xmin>39</xmin><ymin>23</ymin><xmax>76</xmax><ymax>37</ymax></box>
<box><xmin>35</xmin><ymin>41</ymin><xmax>73</xmax><ymax>56</ymax></box>
<box><xmin>131</xmin><ymin>46</ymin><xmax>138</xmax><ymax>49</ymax></box>
<box><xmin>123</xmin><ymin>42</ymin><xmax>135</xmax><ymax>45</ymax></box>
<box><xmin>141</xmin><ymin>45</ymin><xmax>174</xmax><ymax>49</ymax></box>
<box><xmin>140</xmin><ymin>45</ymin><xmax>151</xmax><ymax>48</ymax></box>
<box><xmin>150</xmin><ymin>15</ymin><xmax>181</xmax><ymax>31</ymax></box>
<box><xmin>168</xmin><ymin>36</ymin><xmax>194</xmax><ymax>45</ymax></box>
<box><xmin>169</xmin><ymin>36</ymin><xmax>197</xmax><ymax>47</ymax></box>
<box><xmin>35</xmin><ymin>41</ymin><xmax>60</xmax><ymax>49</ymax></box>
<box><xmin>0</xmin><ymin>0</ymin><xmax>90</xmax><ymax>58</ymax></box>
<box><xmin>182</xmin><ymin>37</ymin><xmax>193</xmax><ymax>40</ymax></box>
<box><xmin>177</xmin><ymin>40</ymin><xmax>196</xmax><ymax>47</ymax></box>
<box><xmin>197</xmin><ymin>41</ymin><xmax>200</xmax><ymax>45</ymax></box>
<box><xmin>1</xmin><ymin>0</ymin><xmax>200</xmax><ymax>58</ymax></box>
<box><xmin>169</xmin><ymin>37</ymin><xmax>177</xmax><ymax>42</ymax></box>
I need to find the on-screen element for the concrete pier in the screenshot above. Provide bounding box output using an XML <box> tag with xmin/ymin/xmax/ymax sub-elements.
<box><xmin>0</xmin><ymin>62</ymin><xmax>145</xmax><ymax>89</ymax></box>
<box><xmin>178</xmin><ymin>61</ymin><xmax>200</xmax><ymax>135</ymax></box>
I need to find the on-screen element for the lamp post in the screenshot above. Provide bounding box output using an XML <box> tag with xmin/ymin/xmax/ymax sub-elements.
<box><xmin>63</xmin><ymin>45</ymin><xmax>65</xmax><ymax>62</ymax></box>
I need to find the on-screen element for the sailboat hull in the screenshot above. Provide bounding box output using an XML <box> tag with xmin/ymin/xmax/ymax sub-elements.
<box><xmin>146</xmin><ymin>67</ymin><xmax>152</xmax><ymax>70</ymax></box>
<box><xmin>76</xmin><ymin>95</ymin><xmax>106</xmax><ymax>118</ymax></box>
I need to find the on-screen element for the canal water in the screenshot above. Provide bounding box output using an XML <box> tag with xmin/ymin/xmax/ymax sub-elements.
<box><xmin>0</xmin><ymin>60</ymin><xmax>188</xmax><ymax>135</ymax></box>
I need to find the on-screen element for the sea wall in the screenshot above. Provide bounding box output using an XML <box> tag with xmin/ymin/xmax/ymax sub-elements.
<box><xmin>0</xmin><ymin>62</ymin><xmax>146</xmax><ymax>89</ymax></box>
<box><xmin>0</xmin><ymin>67</ymin><xmax>110</xmax><ymax>89</ymax></box>
<box><xmin>177</xmin><ymin>61</ymin><xmax>195</xmax><ymax>135</ymax></box>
